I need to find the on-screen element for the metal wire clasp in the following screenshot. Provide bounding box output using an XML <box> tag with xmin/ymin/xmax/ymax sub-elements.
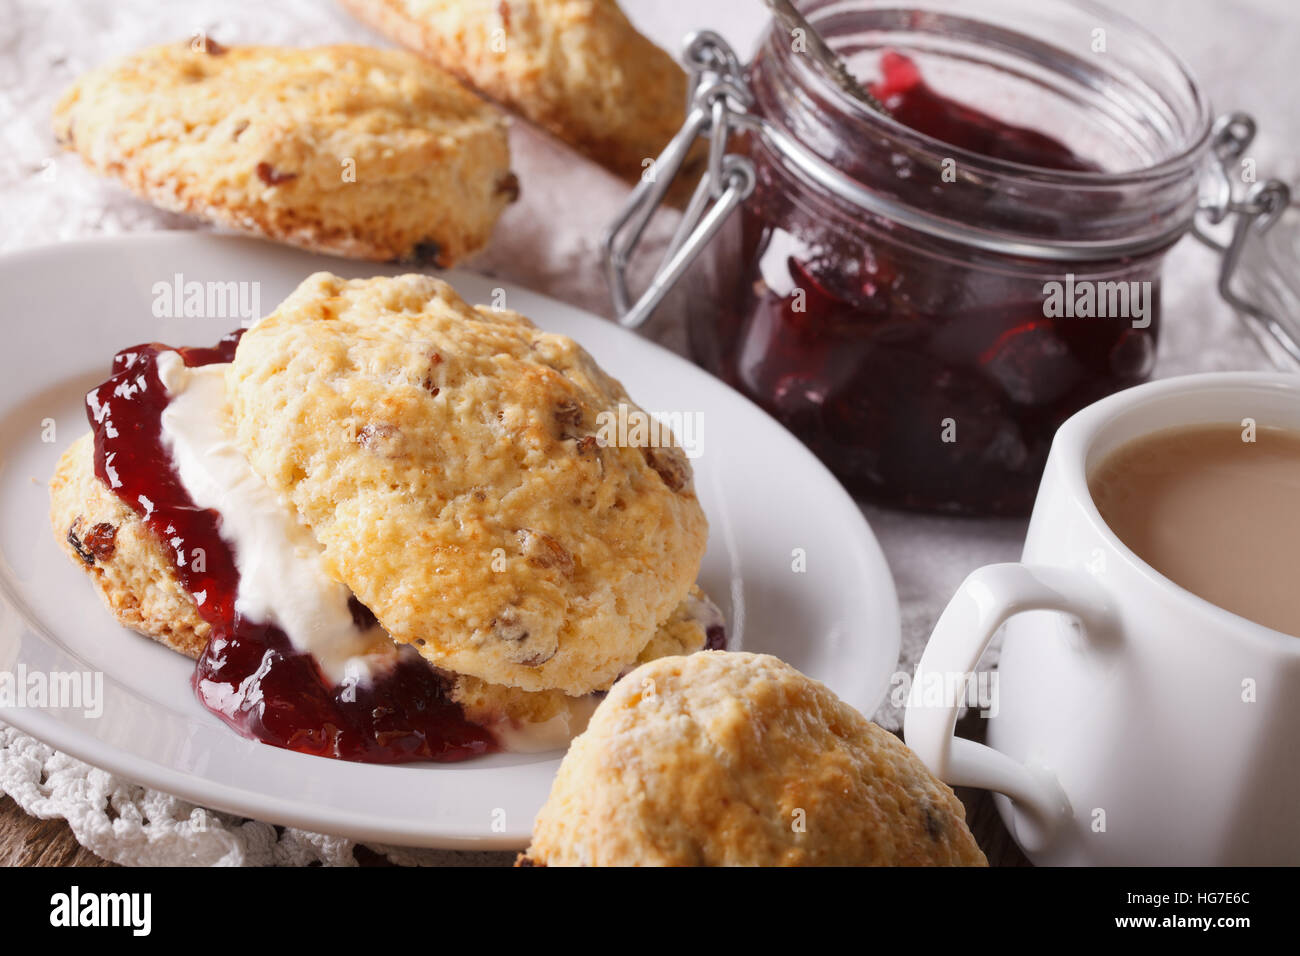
<box><xmin>1191</xmin><ymin>112</ymin><xmax>1297</xmax><ymax>365</ymax></box>
<box><xmin>602</xmin><ymin>31</ymin><xmax>757</xmax><ymax>330</ymax></box>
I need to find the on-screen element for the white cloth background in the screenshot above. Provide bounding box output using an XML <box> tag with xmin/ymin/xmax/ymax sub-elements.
<box><xmin>0</xmin><ymin>0</ymin><xmax>1294</xmax><ymax>865</ymax></box>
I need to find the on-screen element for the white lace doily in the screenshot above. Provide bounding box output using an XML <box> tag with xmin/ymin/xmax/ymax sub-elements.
<box><xmin>0</xmin><ymin>725</ymin><xmax>514</xmax><ymax>866</ymax></box>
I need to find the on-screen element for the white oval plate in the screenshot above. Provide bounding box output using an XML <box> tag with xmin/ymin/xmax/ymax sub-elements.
<box><xmin>0</xmin><ymin>233</ymin><xmax>899</xmax><ymax>849</ymax></box>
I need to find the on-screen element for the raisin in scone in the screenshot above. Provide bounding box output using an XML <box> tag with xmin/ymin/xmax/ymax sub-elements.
<box><xmin>341</xmin><ymin>0</ymin><xmax>688</xmax><ymax>185</ymax></box>
<box><xmin>521</xmin><ymin>652</ymin><xmax>988</xmax><ymax>866</ymax></box>
<box><xmin>50</xmin><ymin>430</ymin><xmax>715</xmax><ymax>736</ymax></box>
<box><xmin>52</xmin><ymin>41</ymin><xmax>516</xmax><ymax>264</ymax></box>
<box><xmin>226</xmin><ymin>273</ymin><xmax>707</xmax><ymax>695</ymax></box>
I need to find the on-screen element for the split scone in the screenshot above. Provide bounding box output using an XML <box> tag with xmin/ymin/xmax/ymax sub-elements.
<box><xmin>341</xmin><ymin>0</ymin><xmax>690</xmax><ymax>186</ymax></box>
<box><xmin>50</xmin><ymin>273</ymin><xmax>722</xmax><ymax>762</ymax></box>
<box><xmin>520</xmin><ymin>652</ymin><xmax>987</xmax><ymax>866</ymax></box>
<box><xmin>52</xmin><ymin>41</ymin><xmax>518</xmax><ymax>264</ymax></box>
<box><xmin>228</xmin><ymin>272</ymin><xmax>707</xmax><ymax>693</ymax></box>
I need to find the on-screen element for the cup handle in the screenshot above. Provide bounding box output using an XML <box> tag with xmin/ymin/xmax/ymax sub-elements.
<box><xmin>904</xmin><ymin>563</ymin><xmax>1113</xmax><ymax>845</ymax></box>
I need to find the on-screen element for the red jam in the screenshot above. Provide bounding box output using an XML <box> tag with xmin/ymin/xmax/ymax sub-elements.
<box><xmin>705</xmin><ymin>624</ymin><xmax>726</xmax><ymax>651</ymax></box>
<box><xmin>690</xmin><ymin>51</ymin><xmax>1159</xmax><ymax>515</ymax></box>
<box><xmin>868</xmin><ymin>51</ymin><xmax>1102</xmax><ymax>173</ymax></box>
<box><xmin>86</xmin><ymin>336</ymin><xmax>495</xmax><ymax>763</ymax></box>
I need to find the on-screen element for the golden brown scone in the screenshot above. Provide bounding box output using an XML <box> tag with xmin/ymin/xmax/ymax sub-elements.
<box><xmin>229</xmin><ymin>272</ymin><xmax>707</xmax><ymax>695</ymax></box>
<box><xmin>49</xmin><ymin>429</ymin><xmax>714</xmax><ymax>735</ymax></box>
<box><xmin>52</xmin><ymin>41</ymin><xmax>516</xmax><ymax>264</ymax></box>
<box><xmin>49</xmin><ymin>434</ymin><xmax>211</xmax><ymax>659</ymax></box>
<box><xmin>341</xmin><ymin>0</ymin><xmax>689</xmax><ymax>185</ymax></box>
<box><xmin>633</xmin><ymin>585</ymin><xmax>715</xmax><ymax>664</ymax></box>
<box><xmin>454</xmin><ymin>585</ymin><xmax>715</xmax><ymax>728</ymax></box>
<box><xmin>521</xmin><ymin>652</ymin><xmax>988</xmax><ymax>866</ymax></box>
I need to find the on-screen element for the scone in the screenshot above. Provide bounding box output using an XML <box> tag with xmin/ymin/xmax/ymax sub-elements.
<box><xmin>50</xmin><ymin>433</ymin><xmax>212</xmax><ymax>660</ymax></box>
<box><xmin>49</xmin><ymin>430</ymin><xmax>714</xmax><ymax>739</ymax></box>
<box><xmin>228</xmin><ymin>272</ymin><xmax>708</xmax><ymax>695</ymax></box>
<box><xmin>521</xmin><ymin>652</ymin><xmax>988</xmax><ymax>866</ymax></box>
<box><xmin>341</xmin><ymin>0</ymin><xmax>689</xmax><ymax>185</ymax></box>
<box><xmin>52</xmin><ymin>41</ymin><xmax>517</xmax><ymax>264</ymax></box>
<box><xmin>450</xmin><ymin>586</ymin><xmax>721</xmax><ymax>728</ymax></box>
<box><xmin>52</xmin><ymin>273</ymin><xmax>717</xmax><ymax>762</ymax></box>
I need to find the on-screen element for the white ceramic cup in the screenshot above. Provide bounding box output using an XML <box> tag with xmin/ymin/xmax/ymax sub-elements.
<box><xmin>905</xmin><ymin>371</ymin><xmax>1300</xmax><ymax>865</ymax></box>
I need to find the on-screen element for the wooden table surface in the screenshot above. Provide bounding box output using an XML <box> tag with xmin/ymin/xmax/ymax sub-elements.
<box><xmin>0</xmin><ymin>712</ymin><xmax>1029</xmax><ymax>867</ymax></box>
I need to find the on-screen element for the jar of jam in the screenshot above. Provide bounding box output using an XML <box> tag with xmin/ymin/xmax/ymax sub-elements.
<box><xmin>606</xmin><ymin>0</ymin><xmax>1289</xmax><ymax>516</ymax></box>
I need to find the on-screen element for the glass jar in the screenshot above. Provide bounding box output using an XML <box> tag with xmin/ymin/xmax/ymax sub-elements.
<box><xmin>614</xmin><ymin>0</ymin><xmax>1223</xmax><ymax>516</ymax></box>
